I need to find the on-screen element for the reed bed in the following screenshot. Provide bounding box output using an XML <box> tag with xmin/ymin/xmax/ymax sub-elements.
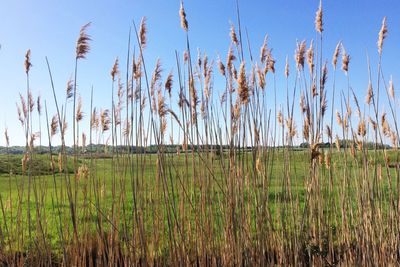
<box><xmin>0</xmin><ymin>1</ymin><xmax>399</xmax><ymax>266</ymax></box>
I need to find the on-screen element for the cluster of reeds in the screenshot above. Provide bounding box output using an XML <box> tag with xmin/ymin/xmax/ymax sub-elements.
<box><xmin>0</xmin><ymin>1</ymin><xmax>399</xmax><ymax>266</ymax></box>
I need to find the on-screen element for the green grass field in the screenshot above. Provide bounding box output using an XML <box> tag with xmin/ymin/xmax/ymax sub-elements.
<box><xmin>0</xmin><ymin>149</ymin><xmax>398</xmax><ymax>258</ymax></box>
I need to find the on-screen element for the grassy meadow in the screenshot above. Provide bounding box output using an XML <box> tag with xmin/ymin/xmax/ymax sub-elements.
<box><xmin>1</xmin><ymin>1</ymin><xmax>400</xmax><ymax>266</ymax></box>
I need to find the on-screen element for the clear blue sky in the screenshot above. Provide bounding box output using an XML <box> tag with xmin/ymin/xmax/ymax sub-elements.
<box><xmin>1</xmin><ymin>0</ymin><xmax>399</xmax><ymax>146</ymax></box>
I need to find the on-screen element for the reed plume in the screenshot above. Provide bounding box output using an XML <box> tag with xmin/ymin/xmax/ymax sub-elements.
<box><xmin>390</xmin><ymin>131</ymin><xmax>398</xmax><ymax>147</ymax></box>
<box><xmin>378</xmin><ymin>17</ymin><xmax>387</xmax><ymax>55</ymax></box>
<box><xmin>357</xmin><ymin>119</ymin><xmax>366</xmax><ymax>137</ymax></box>
<box><xmin>226</xmin><ymin>46</ymin><xmax>236</xmax><ymax>72</ymax></box>
<box><xmin>325</xmin><ymin>151</ymin><xmax>331</xmax><ymax>168</ymax></box>
<box><xmin>51</xmin><ymin>115</ymin><xmax>59</xmax><ymax>137</ymax></box>
<box><xmin>76</xmin><ymin>22</ymin><xmax>91</xmax><ymax>59</ymax></box>
<box><xmin>307</xmin><ymin>40</ymin><xmax>314</xmax><ymax>74</ymax></box>
<box><xmin>111</xmin><ymin>57</ymin><xmax>119</xmax><ymax>81</ymax></box>
<box><xmin>336</xmin><ymin>110</ymin><xmax>342</xmax><ymax>126</ymax></box>
<box><xmin>17</xmin><ymin>104</ymin><xmax>23</xmax><ymax>125</ymax></box>
<box><xmin>139</xmin><ymin>17</ymin><xmax>147</xmax><ymax>48</ymax></box>
<box><xmin>151</xmin><ymin>59</ymin><xmax>162</xmax><ymax>91</ymax></box>
<box><xmin>28</xmin><ymin>90</ymin><xmax>34</xmax><ymax>112</ymax></box>
<box><xmin>285</xmin><ymin>56</ymin><xmax>289</xmax><ymax>78</ymax></box>
<box><xmin>325</xmin><ymin>125</ymin><xmax>332</xmax><ymax>139</ymax></box>
<box><xmin>300</xmin><ymin>91</ymin><xmax>306</xmax><ymax>114</ymax></box>
<box><xmin>66</xmin><ymin>79</ymin><xmax>74</xmax><ymax>99</ymax></box>
<box><xmin>381</xmin><ymin>112</ymin><xmax>390</xmax><ymax>137</ymax></box>
<box><xmin>260</xmin><ymin>35</ymin><xmax>268</xmax><ymax>64</ymax></box>
<box><xmin>295</xmin><ymin>40</ymin><xmax>306</xmax><ymax>70</ymax></box>
<box><xmin>237</xmin><ymin>61</ymin><xmax>249</xmax><ymax>104</ymax></box>
<box><xmin>77</xmin><ymin>164</ymin><xmax>89</xmax><ymax>181</ymax></box>
<box><xmin>76</xmin><ymin>96</ymin><xmax>83</xmax><ymax>122</ymax></box>
<box><xmin>101</xmin><ymin>109</ymin><xmax>110</xmax><ymax>132</ymax></box>
<box><xmin>335</xmin><ymin>135</ymin><xmax>340</xmax><ymax>151</ymax></box>
<box><xmin>230</xmin><ymin>22</ymin><xmax>239</xmax><ymax>46</ymax></box>
<box><xmin>303</xmin><ymin>117</ymin><xmax>310</xmax><ymax>140</ymax></box>
<box><xmin>332</xmin><ymin>41</ymin><xmax>341</xmax><ymax>69</ymax></box>
<box><xmin>266</xmin><ymin>50</ymin><xmax>276</xmax><ymax>73</ymax></box>
<box><xmin>315</xmin><ymin>0</ymin><xmax>323</xmax><ymax>33</ymax></box>
<box><xmin>341</xmin><ymin>44</ymin><xmax>350</xmax><ymax>73</ymax></box>
<box><xmin>369</xmin><ymin>116</ymin><xmax>377</xmax><ymax>130</ymax></box>
<box><xmin>366</xmin><ymin>82</ymin><xmax>373</xmax><ymax>105</ymax></box>
<box><xmin>165</xmin><ymin>72</ymin><xmax>173</xmax><ymax>97</ymax></box>
<box><xmin>218</xmin><ymin>58</ymin><xmax>226</xmax><ymax>76</ymax></box>
<box><xmin>91</xmin><ymin>108</ymin><xmax>99</xmax><ymax>130</ymax></box>
<box><xmin>256</xmin><ymin>64</ymin><xmax>265</xmax><ymax>89</ymax></box>
<box><xmin>179</xmin><ymin>2</ymin><xmax>188</xmax><ymax>31</ymax></box>
<box><xmin>389</xmin><ymin>77</ymin><xmax>395</xmax><ymax>99</ymax></box>
<box><xmin>24</xmin><ymin>49</ymin><xmax>32</xmax><ymax>74</ymax></box>
<box><xmin>277</xmin><ymin>110</ymin><xmax>283</xmax><ymax>125</ymax></box>
<box><xmin>62</xmin><ymin>118</ymin><xmax>68</xmax><ymax>135</ymax></box>
<box><xmin>19</xmin><ymin>93</ymin><xmax>28</xmax><ymax>119</ymax></box>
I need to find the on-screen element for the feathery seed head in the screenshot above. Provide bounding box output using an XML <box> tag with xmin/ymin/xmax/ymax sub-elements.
<box><xmin>226</xmin><ymin>46</ymin><xmax>236</xmax><ymax>72</ymax></box>
<box><xmin>315</xmin><ymin>0</ymin><xmax>323</xmax><ymax>33</ymax></box>
<box><xmin>295</xmin><ymin>40</ymin><xmax>306</xmax><ymax>70</ymax></box>
<box><xmin>389</xmin><ymin>77</ymin><xmax>395</xmax><ymax>99</ymax></box>
<box><xmin>335</xmin><ymin>135</ymin><xmax>340</xmax><ymax>151</ymax></box>
<box><xmin>378</xmin><ymin>17</ymin><xmax>387</xmax><ymax>55</ymax></box>
<box><xmin>277</xmin><ymin>110</ymin><xmax>283</xmax><ymax>125</ymax></box>
<box><xmin>332</xmin><ymin>41</ymin><xmax>341</xmax><ymax>69</ymax></box>
<box><xmin>300</xmin><ymin>91</ymin><xmax>307</xmax><ymax>114</ymax></box>
<box><xmin>24</xmin><ymin>49</ymin><xmax>32</xmax><ymax>74</ymax></box>
<box><xmin>165</xmin><ymin>72</ymin><xmax>173</xmax><ymax>97</ymax></box>
<box><xmin>77</xmin><ymin>164</ymin><xmax>89</xmax><ymax>181</ymax></box>
<box><xmin>16</xmin><ymin>104</ymin><xmax>23</xmax><ymax>125</ymax></box>
<box><xmin>218</xmin><ymin>58</ymin><xmax>226</xmax><ymax>76</ymax></box>
<box><xmin>66</xmin><ymin>79</ymin><xmax>74</xmax><ymax>99</ymax></box>
<box><xmin>230</xmin><ymin>22</ymin><xmax>239</xmax><ymax>46</ymax></box>
<box><xmin>179</xmin><ymin>2</ymin><xmax>188</xmax><ymax>31</ymax></box>
<box><xmin>285</xmin><ymin>56</ymin><xmax>289</xmax><ymax>78</ymax></box>
<box><xmin>28</xmin><ymin>90</ymin><xmax>34</xmax><ymax>112</ymax></box>
<box><xmin>100</xmin><ymin>109</ymin><xmax>110</xmax><ymax>132</ymax></box>
<box><xmin>307</xmin><ymin>40</ymin><xmax>314</xmax><ymax>74</ymax></box>
<box><xmin>237</xmin><ymin>61</ymin><xmax>249</xmax><ymax>104</ymax></box>
<box><xmin>157</xmin><ymin>88</ymin><xmax>167</xmax><ymax>118</ymax></box>
<box><xmin>325</xmin><ymin>125</ymin><xmax>332</xmax><ymax>139</ymax></box>
<box><xmin>19</xmin><ymin>94</ymin><xmax>28</xmax><ymax>119</ymax></box>
<box><xmin>336</xmin><ymin>110</ymin><xmax>342</xmax><ymax>126</ymax></box>
<box><xmin>260</xmin><ymin>35</ymin><xmax>268</xmax><ymax>64</ymax></box>
<box><xmin>341</xmin><ymin>44</ymin><xmax>350</xmax><ymax>73</ymax></box>
<box><xmin>357</xmin><ymin>119</ymin><xmax>366</xmax><ymax>137</ymax></box>
<box><xmin>266</xmin><ymin>50</ymin><xmax>276</xmax><ymax>73</ymax></box>
<box><xmin>76</xmin><ymin>95</ymin><xmax>83</xmax><ymax>122</ymax></box>
<box><xmin>303</xmin><ymin>117</ymin><xmax>310</xmax><ymax>140</ymax></box>
<box><xmin>325</xmin><ymin>152</ymin><xmax>331</xmax><ymax>169</ymax></box>
<box><xmin>91</xmin><ymin>108</ymin><xmax>99</xmax><ymax>130</ymax></box>
<box><xmin>76</xmin><ymin>22</ymin><xmax>91</xmax><ymax>59</ymax></box>
<box><xmin>256</xmin><ymin>63</ymin><xmax>266</xmax><ymax>89</ymax></box>
<box><xmin>151</xmin><ymin>59</ymin><xmax>162</xmax><ymax>93</ymax></box>
<box><xmin>111</xmin><ymin>57</ymin><xmax>119</xmax><ymax>81</ymax></box>
<box><xmin>369</xmin><ymin>116</ymin><xmax>377</xmax><ymax>130</ymax></box>
<box><xmin>51</xmin><ymin>114</ymin><xmax>59</xmax><ymax>137</ymax></box>
<box><xmin>381</xmin><ymin>112</ymin><xmax>390</xmax><ymax>137</ymax></box>
<box><xmin>366</xmin><ymin>82</ymin><xmax>373</xmax><ymax>105</ymax></box>
<box><xmin>139</xmin><ymin>17</ymin><xmax>147</xmax><ymax>48</ymax></box>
